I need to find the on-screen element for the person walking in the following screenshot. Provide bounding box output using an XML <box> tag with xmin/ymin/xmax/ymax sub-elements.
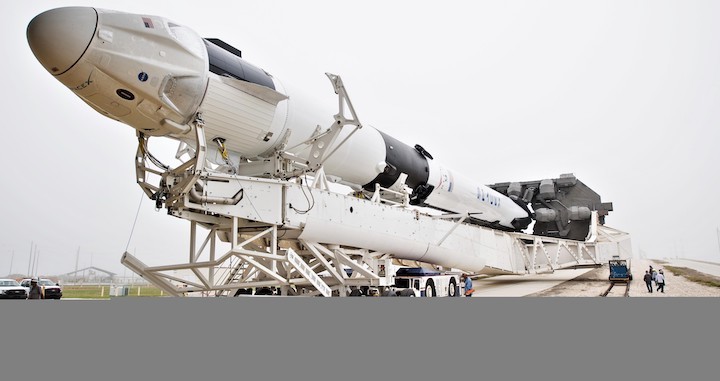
<box><xmin>643</xmin><ymin>270</ymin><xmax>653</xmax><ymax>293</ymax></box>
<box><xmin>656</xmin><ymin>269</ymin><xmax>666</xmax><ymax>293</ymax></box>
<box><xmin>651</xmin><ymin>268</ymin><xmax>658</xmax><ymax>286</ymax></box>
<box><xmin>27</xmin><ymin>278</ymin><xmax>44</xmax><ymax>299</ymax></box>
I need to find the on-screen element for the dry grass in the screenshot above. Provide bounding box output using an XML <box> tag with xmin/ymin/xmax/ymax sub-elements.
<box><xmin>664</xmin><ymin>266</ymin><xmax>720</xmax><ymax>288</ymax></box>
<box><xmin>62</xmin><ymin>285</ymin><xmax>165</xmax><ymax>298</ymax></box>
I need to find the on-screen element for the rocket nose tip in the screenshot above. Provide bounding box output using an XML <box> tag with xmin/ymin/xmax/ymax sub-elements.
<box><xmin>27</xmin><ymin>7</ymin><xmax>98</xmax><ymax>75</ymax></box>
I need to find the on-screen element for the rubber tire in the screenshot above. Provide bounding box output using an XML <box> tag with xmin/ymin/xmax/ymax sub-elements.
<box><xmin>400</xmin><ymin>288</ymin><xmax>416</xmax><ymax>297</ymax></box>
<box><xmin>360</xmin><ymin>286</ymin><xmax>370</xmax><ymax>296</ymax></box>
<box><xmin>448</xmin><ymin>277</ymin><xmax>457</xmax><ymax>297</ymax></box>
<box><xmin>255</xmin><ymin>287</ymin><xmax>273</xmax><ymax>295</ymax></box>
<box><xmin>424</xmin><ymin>279</ymin><xmax>436</xmax><ymax>297</ymax></box>
<box><xmin>349</xmin><ymin>288</ymin><xmax>363</xmax><ymax>297</ymax></box>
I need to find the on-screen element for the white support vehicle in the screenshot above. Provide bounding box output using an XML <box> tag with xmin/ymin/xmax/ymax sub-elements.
<box><xmin>344</xmin><ymin>266</ymin><xmax>461</xmax><ymax>297</ymax></box>
<box><xmin>389</xmin><ymin>267</ymin><xmax>462</xmax><ymax>297</ymax></box>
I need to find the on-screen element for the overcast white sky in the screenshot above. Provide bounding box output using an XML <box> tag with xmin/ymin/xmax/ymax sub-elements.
<box><xmin>2</xmin><ymin>0</ymin><xmax>720</xmax><ymax>277</ymax></box>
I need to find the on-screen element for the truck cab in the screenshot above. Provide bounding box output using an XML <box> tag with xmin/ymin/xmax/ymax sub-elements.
<box><xmin>391</xmin><ymin>267</ymin><xmax>461</xmax><ymax>297</ymax></box>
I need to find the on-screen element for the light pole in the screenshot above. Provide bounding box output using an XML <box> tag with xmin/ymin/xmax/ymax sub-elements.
<box><xmin>27</xmin><ymin>241</ymin><xmax>33</xmax><ymax>276</ymax></box>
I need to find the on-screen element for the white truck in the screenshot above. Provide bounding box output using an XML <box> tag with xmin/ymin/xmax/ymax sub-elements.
<box><xmin>348</xmin><ymin>267</ymin><xmax>463</xmax><ymax>297</ymax></box>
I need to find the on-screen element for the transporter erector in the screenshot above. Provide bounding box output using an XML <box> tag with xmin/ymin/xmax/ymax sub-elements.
<box><xmin>26</xmin><ymin>7</ymin><xmax>627</xmax><ymax>296</ymax></box>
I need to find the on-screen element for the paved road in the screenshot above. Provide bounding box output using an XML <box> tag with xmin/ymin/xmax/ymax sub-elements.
<box><xmin>657</xmin><ymin>258</ymin><xmax>720</xmax><ymax>278</ymax></box>
<box><xmin>470</xmin><ymin>268</ymin><xmax>596</xmax><ymax>297</ymax></box>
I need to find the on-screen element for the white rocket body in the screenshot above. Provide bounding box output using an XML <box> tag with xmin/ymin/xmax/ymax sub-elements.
<box><xmin>27</xmin><ymin>7</ymin><xmax>532</xmax><ymax>231</ymax></box>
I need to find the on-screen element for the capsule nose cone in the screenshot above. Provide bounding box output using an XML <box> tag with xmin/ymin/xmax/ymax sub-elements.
<box><xmin>27</xmin><ymin>7</ymin><xmax>97</xmax><ymax>75</ymax></box>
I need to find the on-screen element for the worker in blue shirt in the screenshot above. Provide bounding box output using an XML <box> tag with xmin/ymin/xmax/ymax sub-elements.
<box><xmin>461</xmin><ymin>274</ymin><xmax>474</xmax><ymax>297</ymax></box>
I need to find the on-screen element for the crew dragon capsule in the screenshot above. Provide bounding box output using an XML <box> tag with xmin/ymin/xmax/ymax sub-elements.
<box><xmin>27</xmin><ymin>7</ymin><xmax>533</xmax><ymax>231</ymax></box>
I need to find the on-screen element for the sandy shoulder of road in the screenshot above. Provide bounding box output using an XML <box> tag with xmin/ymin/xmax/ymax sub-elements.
<box><xmin>529</xmin><ymin>258</ymin><xmax>720</xmax><ymax>297</ymax></box>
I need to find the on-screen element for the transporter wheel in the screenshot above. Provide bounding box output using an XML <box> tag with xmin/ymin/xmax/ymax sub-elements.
<box><xmin>448</xmin><ymin>277</ymin><xmax>457</xmax><ymax>297</ymax></box>
<box><xmin>400</xmin><ymin>289</ymin><xmax>415</xmax><ymax>297</ymax></box>
<box><xmin>424</xmin><ymin>279</ymin><xmax>436</xmax><ymax>297</ymax></box>
<box><xmin>233</xmin><ymin>288</ymin><xmax>252</xmax><ymax>296</ymax></box>
<box><xmin>255</xmin><ymin>287</ymin><xmax>273</xmax><ymax>295</ymax></box>
<box><xmin>360</xmin><ymin>286</ymin><xmax>370</xmax><ymax>296</ymax></box>
<box><xmin>380</xmin><ymin>287</ymin><xmax>394</xmax><ymax>297</ymax></box>
<box><xmin>349</xmin><ymin>288</ymin><xmax>363</xmax><ymax>297</ymax></box>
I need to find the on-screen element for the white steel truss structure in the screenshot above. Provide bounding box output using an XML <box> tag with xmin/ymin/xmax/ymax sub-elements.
<box><xmin>122</xmin><ymin>163</ymin><xmax>629</xmax><ymax>296</ymax></box>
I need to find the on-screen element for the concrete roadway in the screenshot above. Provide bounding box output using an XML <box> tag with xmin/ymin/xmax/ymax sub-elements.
<box><xmin>655</xmin><ymin>258</ymin><xmax>720</xmax><ymax>278</ymax></box>
<box><xmin>469</xmin><ymin>268</ymin><xmax>595</xmax><ymax>297</ymax></box>
<box><xmin>468</xmin><ymin>258</ymin><xmax>720</xmax><ymax>297</ymax></box>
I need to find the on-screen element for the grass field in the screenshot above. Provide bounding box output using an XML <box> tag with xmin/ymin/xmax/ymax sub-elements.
<box><xmin>664</xmin><ymin>266</ymin><xmax>720</xmax><ymax>288</ymax></box>
<box><xmin>61</xmin><ymin>285</ymin><xmax>166</xmax><ymax>299</ymax></box>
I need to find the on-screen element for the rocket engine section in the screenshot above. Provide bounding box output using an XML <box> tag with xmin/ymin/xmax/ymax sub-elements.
<box><xmin>27</xmin><ymin>7</ymin><xmax>533</xmax><ymax>231</ymax></box>
<box><xmin>489</xmin><ymin>173</ymin><xmax>614</xmax><ymax>241</ymax></box>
